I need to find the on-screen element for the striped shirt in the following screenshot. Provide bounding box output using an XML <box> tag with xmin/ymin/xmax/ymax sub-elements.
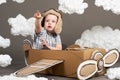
<box><xmin>32</xmin><ymin>28</ymin><xmax>61</xmax><ymax>49</ymax></box>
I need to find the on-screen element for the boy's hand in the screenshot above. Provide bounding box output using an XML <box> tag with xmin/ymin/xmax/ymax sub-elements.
<box><xmin>34</xmin><ymin>10</ymin><xmax>41</xmax><ymax>19</ymax></box>
<box><xmin>41</xmin><ymin>39</ymin><xmax>47</xmax><ymax>46</ymax></box>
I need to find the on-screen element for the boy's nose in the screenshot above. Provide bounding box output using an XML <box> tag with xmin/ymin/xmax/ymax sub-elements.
<box><xmin>48</xmin><ymin>22</ymin><xmax>51</xmax><ymax>25</ymax></box>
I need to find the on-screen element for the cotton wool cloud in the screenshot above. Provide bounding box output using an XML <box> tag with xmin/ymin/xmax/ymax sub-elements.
<box><xmin>8</xmin><ymin>14</ymin><xmax>35</xmax><ymax>37</ymax></box>
<box><xmin>0</xmin><ymin>54</ymin><xmax>12</xmax><ymax>67</ymax></box>
<box><xmin>0</xmin><ymin>74</ymin><xmax>48</xmax><ymax>80</ymax></box>
<box><xmin>0</xmin><ymin>0</ymin><xmax>6</xmax><ymax>5</ymax></box>
<box><xmin>58</xmin><ymin>0</ymin><xmax>88</xmax><ymax>14</ymax></box>
<box><xmin>95</xmin><ymin>0</ymin><xmax>120</xmax><ymax>15</ymax></box>
<box><xmin>0</xmin><ymin>36</ymin><xmax>10</xmax><ymax>48</ymax></box>
<box><xmin>75</xmin><ymin>26</ymin><xmax>120</xmax><ymax>51</ymax></box>
<box><xmin>106</xmin><ymin>67</ymin><xmax>120</xmax><ymax>80</ymax></box>
<box><xmin>12</xmin><ymin>0</ymin><xmax>25</xmax><ymax>3</ymax></box>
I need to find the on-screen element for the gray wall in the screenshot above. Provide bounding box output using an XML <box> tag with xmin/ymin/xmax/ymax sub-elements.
<box><xmin>0</xmin><ymin>0</ymin><xmax>120</xmax><ymax>62</ymax></box>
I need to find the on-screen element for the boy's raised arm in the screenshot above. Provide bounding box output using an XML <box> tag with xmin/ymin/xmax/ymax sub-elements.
<box><xmin>34</xmin><ymin>10</ymin><xmax>42</xmax><ymax>33</ymax></box>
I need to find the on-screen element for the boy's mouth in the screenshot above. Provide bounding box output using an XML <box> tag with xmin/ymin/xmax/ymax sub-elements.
<box><xmin>48</xmin><ymin>26</ymin><xmax>52</xmax><ymax>28</ymax></box>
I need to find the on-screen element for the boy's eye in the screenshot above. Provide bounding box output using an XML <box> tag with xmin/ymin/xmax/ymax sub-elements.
<box><xmin>45</xmin><ymin>20</ymin><xmax>49</xmax><ymax>22</ymax></box>
<box><xmin>45</xmin><ymin>20</ymin><xmax>56</xmax><ymax>23</ymax></box>
<box><xmin>52</xmin><ymin>20</ymin><xmax>56</xmax><ymax>23</ymax></box>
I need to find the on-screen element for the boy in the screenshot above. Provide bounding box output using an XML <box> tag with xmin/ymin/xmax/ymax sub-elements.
<box><xmin>24</xmin><ymin>9</ymin><xmax>63</xmax><ymax>50</ymax></box>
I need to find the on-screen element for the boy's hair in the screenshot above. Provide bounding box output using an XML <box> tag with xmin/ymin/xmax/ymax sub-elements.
<box><xmin>41</xmin><ymin>17</ymin><xmax>45</xmax><ymax>27</ymax></box>
<box><xmin>40</xmin><ymin>9</ymin><xmax>62</xmax><ymax>34</ymax></box>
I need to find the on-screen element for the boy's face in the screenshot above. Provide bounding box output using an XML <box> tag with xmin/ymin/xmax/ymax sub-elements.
<box><xmin>44</xmin><ymin>14</ymin><xmax>58</xmax><ymax>33</ymax></box>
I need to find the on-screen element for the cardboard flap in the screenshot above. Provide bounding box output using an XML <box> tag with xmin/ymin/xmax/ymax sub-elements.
<box><xmin>15</xmin><ymin>59</ymin><xmax>63</xmax><ymax>77</ymax></box>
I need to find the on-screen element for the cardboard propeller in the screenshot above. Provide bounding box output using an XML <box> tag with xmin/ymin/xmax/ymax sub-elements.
<box><xmin>77</xmin><ymin>49</ymin><xmax>119</xmax><ymax>80</ymax></box>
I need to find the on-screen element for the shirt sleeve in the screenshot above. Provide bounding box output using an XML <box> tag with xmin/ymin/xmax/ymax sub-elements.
<box><xmin>33</xmin><ymin>28</ymin><xmax>46</xmax><ymax>42</ymax></box>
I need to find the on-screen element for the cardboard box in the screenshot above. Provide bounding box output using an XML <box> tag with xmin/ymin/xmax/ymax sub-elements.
<box><xmin>26</xmin><ymin>48</ymin><xmax>106</xmax><ymax>78</ymax></box>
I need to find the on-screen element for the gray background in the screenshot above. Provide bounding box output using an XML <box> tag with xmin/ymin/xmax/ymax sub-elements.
<box><xmin>0</xmin><ymin>0</ymin><xmax>120</xmax><ymax>62</ymax></box>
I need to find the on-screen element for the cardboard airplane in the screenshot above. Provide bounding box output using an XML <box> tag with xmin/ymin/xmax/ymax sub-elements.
<box><xmin>14</xmin><ymin>44</ymin><xmax>119</xmax><ymax>80</ymax></box>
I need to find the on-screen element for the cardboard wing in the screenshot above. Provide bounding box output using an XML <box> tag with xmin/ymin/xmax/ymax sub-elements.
<box><xmin>14</xmin><ymin>59</ymin><xmax>63</xmax><ymax>77</ymax></box>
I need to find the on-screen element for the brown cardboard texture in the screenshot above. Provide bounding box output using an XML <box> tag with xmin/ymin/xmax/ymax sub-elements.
<box><xmin>25</xmin><ymin>48</ymin><xmax>106</xmax><ymax>78</ymax></box>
